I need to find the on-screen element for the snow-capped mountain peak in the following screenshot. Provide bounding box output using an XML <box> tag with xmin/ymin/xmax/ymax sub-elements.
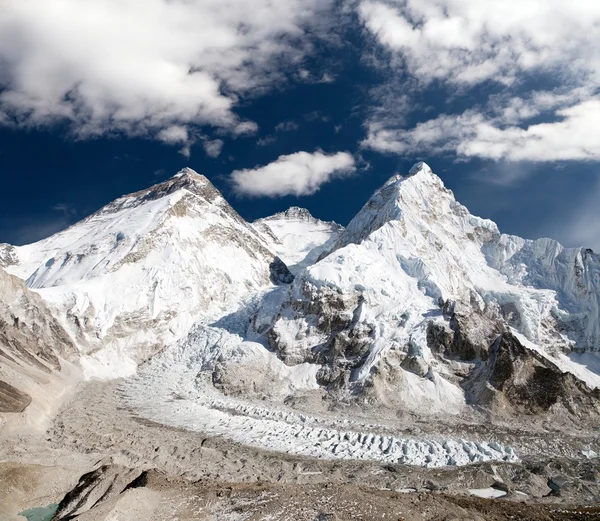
<box><xmin>331</xmin><ymin>161</ymin><xmax>497</xmax><ymax>256</ymax></box>
<box><xmin>408</xmin><ymin>160</ymin><xmax>433</xmax><ymax>176</ymax></box>
<box><xmin>172</xmin><ymin>166</ymin><xmax>199</xmax><ymax>178</ymax></box>
<box><xmin>5</xmin><ymin>169</ymin><xmax>285</xmax><ymax>378</ymax></box>
<box><xmin>253</xmin><ymin>207</ymin><xmax>343</xmax><ymax>275</ymax></box>
<box><xmin>263</xmin><ymin>206</ymin><xmax>322</xmax><ymax>223</ymax></box>
<box><xmin>257</xmin><ymin>161</ymin><xmax>600</xmax><ymax>416</ymax></box>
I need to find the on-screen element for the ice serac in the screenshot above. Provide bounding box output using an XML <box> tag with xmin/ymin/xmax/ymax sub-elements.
<box><xmin>6</xmin><ymin>169</ymin><xmax>285</xmax><ymax>378</ymax></box>
<box><xmin>256</xmin><ymin>161</ymin><xmax>600</xmax><ymax>418</ymax></box>
<box><xmin>253</xmin><ymin>206</ymin><xmax>343</xmax><ymax>275</ymax></box>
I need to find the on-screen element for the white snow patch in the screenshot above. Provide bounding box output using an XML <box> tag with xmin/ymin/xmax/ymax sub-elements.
<box><xmin>468</xmin><ymin>488</ymin><xmax>507</xmax><ymax>499</ymax></box>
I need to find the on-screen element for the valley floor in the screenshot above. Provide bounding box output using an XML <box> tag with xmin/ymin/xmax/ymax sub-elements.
<box><xmin>1</xmin><ymin>379</ymin><xmax>599</xmax><ymax>520</ymax></box>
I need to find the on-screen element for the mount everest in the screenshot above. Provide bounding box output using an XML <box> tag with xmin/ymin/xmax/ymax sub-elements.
<box><xmin>1</xmin><ymin>162</ymin><xmax>600</xmax><ymax>474</ymax></box>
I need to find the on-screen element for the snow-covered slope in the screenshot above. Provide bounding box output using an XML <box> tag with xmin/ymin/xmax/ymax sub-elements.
<box><xmin>254</xmin><ymin>162</ymin><xmax>600</xmax><ymax>417</ymax></box>
<box><xmin>5</xmin><ymin>169</ymin><xmax>285</xmax><ymax>378</ymax></box>
<box><xmin>253</xmin><ymin>207</ymin><xmax>342</xmax><ymax>275</ymax></box>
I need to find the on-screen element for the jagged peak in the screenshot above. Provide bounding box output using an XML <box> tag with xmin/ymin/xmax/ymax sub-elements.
<box><xmin>267</xmin><ymin>206</ymin><xmax>315</xmax><ymax>221</ymax></box>
<box><xmin>408</xmin><ymin>161</ymin><xmax>433</xmax><ymax>176</ymax></box>
<box><xmin>326</xmin><ymin>161</ymin><xmax>486</xmax><ymax>253</ymax></box>
<box><xmin>94</xmin><ymin>168</ymin><xmax>224</xmax><ymax>218</ymax></box>
<box><xmin>172</xmin><ymin>167</ymin><xmax>207</xmax><ymax>182</ymax></box>
<box><xmin>282</xmin><ymin>206</ymin><xmax>314</xmax><ymax>219</ymax></box>
<box><xmin>382</xmin><ymin>161</ymin><xmax>440</xmax><ymax>190</ymax></box>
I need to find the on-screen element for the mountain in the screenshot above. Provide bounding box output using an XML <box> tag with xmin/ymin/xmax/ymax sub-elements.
<box><xmin>114</xmin><ymin>161</ymin><xmax>600</xmax><ymax>474</ymax></box>
<box><xmin>5</xmin><ymin>162</ymin><xmax>600</xmax><ymax>520</ymax></box>
<box><xmin>3</xmin><ymin>169</ymin><xmax>288</xmax><ymax>378</ymax></box>
<box><xmin>253</xmin><ymin>207</ymin><xmax>343</xmax><ymax>275</ymax></box>
<box><xmin>4</xmin><ymin>163</ymin><xmax>599</xmax><ymax>420</ymax></box>
<box><xmin>2</xmin><ymin>162</ymin><xmax>600</xmax><ymax>450</ymax></box>
<box><xmin>252</xmin><ymin>162</ymin><xmax>600</xmax><ymax>418</ymax></box>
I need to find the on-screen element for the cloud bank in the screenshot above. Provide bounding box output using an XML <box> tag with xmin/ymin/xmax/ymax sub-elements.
<box><xmin>231</xmin><ymin>151</ymin><xmax>356</xmax><ymax>197</ymax></box>
<box><xmin>359</xmin><ymin>0</ymin><xmax>600</xmax><ymax>163</ymax></box>
<box><xmin>0</xmin><ymin>0</ymin><xmax>332</xmax><ymax>142</ymax></box>
<box><xmin>365</xmin><ymin>98</ymin><xmax>600</xmax><ymax>162</ymax></box>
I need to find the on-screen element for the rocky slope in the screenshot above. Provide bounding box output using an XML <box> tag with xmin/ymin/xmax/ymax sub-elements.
<box><xmin>0</xmin><ymin>266</ymin><xmax>78</xmax><ymax>427</ymax></box>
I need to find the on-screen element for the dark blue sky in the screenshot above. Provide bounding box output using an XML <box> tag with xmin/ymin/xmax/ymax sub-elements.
<box><xmin>1</xmin><ymin>1</ymin><xmax>598</xmax><ymax>250</ymax></box>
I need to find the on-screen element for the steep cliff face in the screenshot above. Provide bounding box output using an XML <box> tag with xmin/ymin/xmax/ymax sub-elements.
<box><xmin>5</xmin><ymin>169</ymin><xmax>286</xmax><ymax>378</ymax></box>
<box><xmin>464</xmin><ymin>332</ymin><xmax>600</xmax><ymax>424</ymax></box>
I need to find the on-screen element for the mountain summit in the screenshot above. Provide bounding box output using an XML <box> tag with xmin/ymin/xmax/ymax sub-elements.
<box><xmin>4</xmin><ymin>169</ymin><xmax>284</xmax><ymax>377</ymax></box>
<box><xmin>255</xmin><ymin>162</ymin><xmax>600</xmax><ymax>416</ymax></box>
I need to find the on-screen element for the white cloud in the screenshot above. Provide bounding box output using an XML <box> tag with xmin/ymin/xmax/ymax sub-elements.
<box><xmin>359</xmin><ymin>0</ymin><xmax>600</xmax><ymax>86</ymax></box>
<box><xmin>274</xmin><ymin>120</ymin><xmax>299</xmax><ymax>132</ymax></box>
<box><xmin>157</xmin><ymin>126</ymin><xmax>189</xmax><ymax>145</ymax></box>
<box><xmin>256</xmin><ymin>135</ymin><xmax>277</xmax><ymax>147</ymax></box>
<box><xmin>231</xmin><ymin>151</ymin><xmax>356</xmax><ymax>197</ymax></box>
<box><xmin>319</xmin><ymin>73</ymin><xmax>336</xmax><ymax>84</ymax></box>
<box><xmin>359</xmin><ymin>0</ymin><xmax>600</xmax><ymax>165</ymax></box>
<box><xmin>203</xmin><ymin>139</ymin><xmax>224</xmax><ymax>158</ymax></box>
<box><xmin>0</xmin><ymin>0</ymin><xmax>333</xmax><ymax>141</ymax></box>
<box><xmin>364</xmin><ymin>98</ymin><xmax>600</xmax><ymax>162</ymax></box>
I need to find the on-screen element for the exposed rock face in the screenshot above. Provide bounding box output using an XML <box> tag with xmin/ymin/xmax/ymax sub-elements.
<box><xmin>0</xmin><ymin>244</ymin><xmax>18</xmax><ymax>267</ymax></box>
<box><xmin>0</xmin><ymin>381</ymin><xmax>31</xmax><ymax>412</ymax></box>
<box><xmin>426</xmin><ymin>299</ymin><xmax>505</xmax><ymax>362</ymax></box>
<box><xmin>470</xmin><ymin>332</ymin><xmax>600</xmax><ymax>420</ymax></box>
<box><xmin>263</xmin><ymin>280</ymin><xmax>372</xmax><ymax>390</ymax></box>
<box><xmin>269</xmin><ymin>256</ymin><xmax>295</xmax><ymax>285</ymax></box>
<box><xmin>0</xmin><ymin>266</ymin><xmax>77</xmax><ymax>414</ymax></box>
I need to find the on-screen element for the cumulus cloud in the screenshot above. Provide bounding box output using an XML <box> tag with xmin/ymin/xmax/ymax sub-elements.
<box><xmin>359</xmin><ymin>0</ymin><xmax>600</xmax><ymax>86</ymax></box>
<box><xmin>157</xmin><ymin>126</ymin><xmax>189</xmax><ymax>145</ymax></box>
<box><xmin>359</xmin><ymin>0</ymin><xmax>600</xmax><ymax>165</ymax></box>
<box><xmin>0</xmin><ymin>0</ymin><xmax>333</xmax><ymax>142</ymax></box>
<box><xmin>231</xmin><ymin>151</ymin><xmax>356</xmax><ymax>197</ymax></box>
<box><xmin>203</xmin><ymin>139</ymin><xmax>224</xmax><ymax>158</ymax></box>
<box><xmin>365</xmin><ymin>98</ymin><xmax>600</xmax><ymax>162</ymax></box>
